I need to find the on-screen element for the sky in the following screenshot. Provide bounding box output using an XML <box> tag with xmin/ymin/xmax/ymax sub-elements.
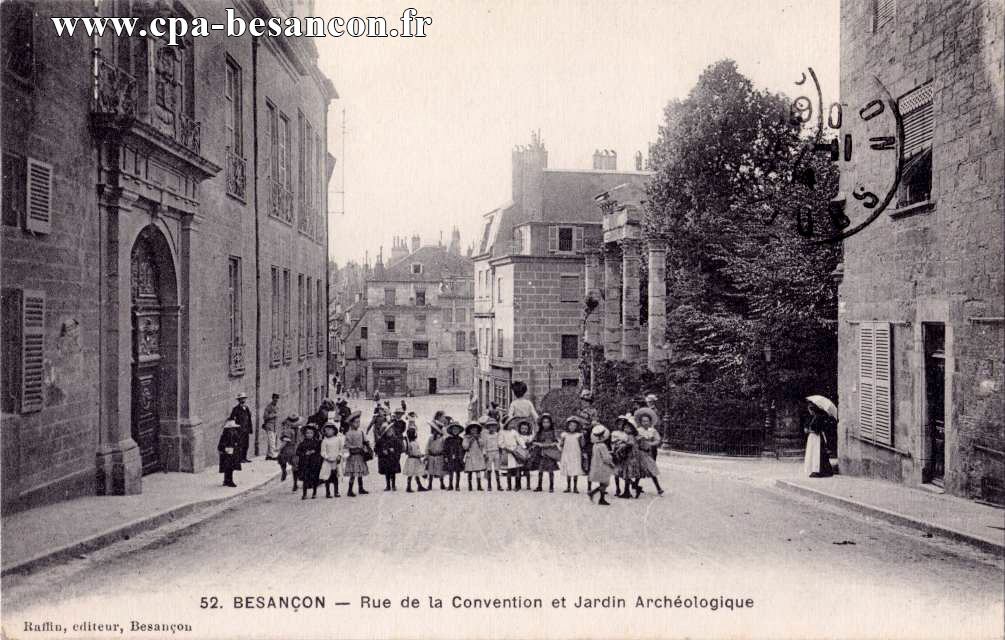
<box><xmin>315</xmin><ymin>0</ymin><xmax>840</xmax><ymax>265</ymax></box>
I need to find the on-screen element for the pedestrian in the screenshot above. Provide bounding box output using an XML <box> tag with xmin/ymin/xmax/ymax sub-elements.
<box><xmin>229</xmin><ymin>392</ymin><xmax>253</xmax><ymax>463</ymax></box>
<box><xmin>403</xmin><ymin>427</ymin><xmax>426</xmax><ymax>492</ymax></box>
<box><xmin>296</xmin><ymin>424</ymin><xmax>323</xmax><ymax>500</ymax></box>
<box><xmin>610</xmin><ymin>415</ymin><xmax>632</xmax><ymax>498</ymax></box>
<box><xmin>467</xmin><ymin>390</ymin><xmax>479</xmax><ymax>422</ymax></box>
<box><xmin>804</xmin><ymin>402</ymin><xmax>835</xmax><ymax>478</ymax></box>
<box><xmin>343</xmin><ymin>411</ymin><xmax>370</xmax><ymax>496</ymax></box>
<box><xmin>320</xmin><ymin>422</ymin><xmax>343</xmax><ymax>498</ymax></box>
<box><xmin>587</xmin><ymin>425</ymin><xmax>615</xmax><ymax>506</ymax></box>
<box><xmin>616</xmin><ymin>421</ymin><xmax>646</xmax><ymax>499</ymax></box>
<box><xmin>443</xmin><ymin>420</ymin><xmax>466</xmax><ymax>492</ymax></box>
<box><xmin>262</xmin><ymin>393</ymin><xmax>281</xmax><ymax>460</ymax></box>
<box><xmin>400</xmin><ymin>399</ymin><xmax>407</xmax><ymax>414</ymax></box>
<box><xmin>508</xmin><ymin>381</ymin><xmax>539</xmax><ymax>436</ymax></box>
<box><xmin>277</xmin><ymin>414</ymin><xmax>301</xmax><ymax>487</ymax></box>
<box><xmin>425</xmin><ymin>415</ymin><xmax>447</xmax><ymax>490</ymax></box>
<box><xmin>462</xmin><ymin>422</ymin><xmax>486</xmax><ymax>491</ymax></box>
<box><xmin>373</xmin><ymin>388</ymin><xmax>381</xmax><ymax>403</ymax></box>
<box><xmin>376</xmin><ymin>416</ymin><xmax>403</xmax><ymax>491</ymax></box>
<box><xmin>559</xmin><ymin>415</ymin><xmax>586</xmax><ymax>493</ymax></box>
<box><xmin>498</xmin><ymin>417</ymin><xmax>521</xmax><ymax>491</ymax></box>
<box><xmin>217</xmin><ymin>419</ymin><xmax>242</xmax><ymax>487</ymax></box>
<box><xmin>482</xmin><ymin>417</ymin><xmax>503</xmax><ymax>491</ymax></box>
<box><xmin>337</xmin><ymin>398</ymin><xmax>352</xmax><ymax>424</ymax></box>
<box><xmin>530</xmin><ymin>413</ymin><xmax>560</xmax><ymax>492</ymax></box>
<box><xmin>406</xmin><ymin>411</ymin><xmax>418</xmax><ymax>433</ymax></box>
<box><xmin>487</xmin><ymin>401</ymin><xmax>501</xmax><ymax>424</ymax></box>
<box><xmin>515</xmin><ymin>419</ymin><xmax>534</xmax><ymax>490</ymax></box>
<box><xmin>634</xmin><ymin>407</ymin><xmax>665</xmax><ymax>496</ymax></box>
<box><xmin>578</xmin><ymin>389</ymin><xmax>600</xmax><ymax>427</ymax></box>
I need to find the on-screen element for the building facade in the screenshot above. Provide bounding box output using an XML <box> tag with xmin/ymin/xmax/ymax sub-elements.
<box><xmin>343</xmin><ymin>235</ymin><xmax>474</xmax><ymax>397</ymax></box>
<box><xmin>836</xmin><ymin>0</ymin><xmax>1003</xmax><ymax>501</ymax></box>
<box><xmin>1</xmin><ymin>0</ymin><xmax>335</xmax><ymax>512</ymax></box>
<box><xmin>473</xmin><ymin>136</ymin><xmax>650</xmax><ymax>411</ymax></box>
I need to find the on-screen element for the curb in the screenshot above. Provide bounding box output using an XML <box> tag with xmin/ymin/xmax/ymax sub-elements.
<box><xmin>1</xmin><ymin>471</ymin><xmax>280</xmax><ymax>577</ymax></box>
<box><xmin>775</xmin><ymin>479</ymin><xmax>1005</xmax><ymax>555</ymax></box>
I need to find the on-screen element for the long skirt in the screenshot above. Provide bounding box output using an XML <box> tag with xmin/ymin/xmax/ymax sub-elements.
<box><xmin>638</xmin><ymin>451</ymin><xmax>660</xmax><ymax>478</ymax></box>
<box><xmin>804</xmin><ymin>432</ymin><xmax>833</xmax><ymax>477</ymax></box>
<box><xmin>560</xmin><ymin>441</ymin><xmax>584</xmax><ymax>476</ymax></box>
<box><xmin>344</xmin><ymin>452</ymin><xmax>369</xmax><ymax>477</ymax></box>
<box><xmin>426</xmin><ymin>454</ymin><xmax>446</xmax><ymax>477</ymax></box>
<box><xmin>404</xmin><ymin>456</ymin><xmax>425</xmax><ymax>477</ymax></box>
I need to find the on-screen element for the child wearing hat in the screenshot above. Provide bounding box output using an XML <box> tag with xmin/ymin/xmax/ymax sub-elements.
<box><xmin>587</xmin><ymin>425</ymin><xmax>615</xmax><ymax>506</ymax></box>
<box><xmin>462</xmin><ymin>422</ymin><xmax>487</xmax><ymax>491</ymax></box>
<box><xmin>376</xmin><ymin>416</ymin><xmax>404</xmax><ymax>492</ymax></box>
<box><xmin>482</xmin><ymin>417</ymin><xmax>503</xmax><ymax>491</ymax></box>
<box><xmin>498</xmin><ymin>418</ymin><xmax>521</xmax><ymax>491</ymax></box>
<box><xmin>296</xmin><ymin>424</ymin><xmax>323</xmax><ymax>500</ymax></box>
<box><xmin>530</xmin><ymin>413</ymin><xmax>561</xmax><ymax>492</ymax></box>
<box><xmin>425</xmin><ymin>413</ymin><xmax>448</xmax><ymax>490</ymax></box>
<box><xmin>559</xmin><ymin>416</ymin><xmax>586</xmax><ymax>493</ymax></box>
<box><xmin>320</xmin><ymin>422</ymin><xmax>344</xmax><ymax>498</ymax></box>
<box><xmin>610</xmin><ymin>415</ymin><xmax>632</xmax><ymax>498</ymax></box>
<box><xmin>634</xmin><ymin>407</ymin><xmax>665</xmax><ymax>496</ymax></box>
<box><xmin>442</xmin><ymin>420</ymin><xmax>466</xmax><ymax>491</ymax></box>
<box><xmin>403</xmin><ymin>427</ymin><xmax>427</xmax><ymax>492</ymax></box>
<box><xmin>277</xmin><ymin>414</ymin><xmax>301</xmax><ymax>486</ymax></box>
<box><xmin>218</xmin><ymin>419</ymin><xmax>243</xmax><ymax>487</ymax></box>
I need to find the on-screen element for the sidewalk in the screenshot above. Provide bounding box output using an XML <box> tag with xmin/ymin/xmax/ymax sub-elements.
<box><xmin>661</xmin><ymin>451</ymin><xmax>1004</xmax><ymax>555</ymax></box>
<box><xmin>1</xmin><ymin>457</ymin><xmax>280</xmax><ymax>576</ymax></box>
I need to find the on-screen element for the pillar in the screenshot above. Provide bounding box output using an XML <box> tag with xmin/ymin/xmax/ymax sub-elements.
<box><xmin>621</xmin><ymin>239</ymin><xmax>641</xmax><ymax>363</ymax></box>
<box><xmin>584</xmin><ymin>249</ymin><xmax>603</xmax><ymax>345</ymax></box>
<box><xmin>603</xmin><ymin>244</ymin><xmax>622</xmax><ymax>359</ymax></box>
<box><xmin>175</xmin><ymin>214</ymin><xmax>205</xmax><ymax>472</ymax></box>
<box><xmin>647</xmin><ymin>240</ymin><xmax>667</xmax><ymax>371</ymax></box>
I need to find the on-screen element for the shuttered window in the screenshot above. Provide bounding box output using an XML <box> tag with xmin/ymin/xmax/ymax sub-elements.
<box><xmin>573</xmin><ymin>226</ymin><xmax>584</xmax><ymax>251</ymax></box>
<box><xmin>859</xmin><ymin>322</ymin><xmax>892</xmax><ymax>445</ymax></box>
<box><xmin>25</xmin><ymin>157</ymin><xmax>52</xmax><ymax>234</ymax></box>
<box><xmin>900</xmin><ymin>83</ymin><xmax>933</xmax><ymax>159</ymax></box>
<box><xmin>873</xmin><ymin>0</ymin><xmax>895</xmax><ymax>31</ymax></box>
<box><xmin>548</xmin><ymin>226</ymin><xmax>558</xmax><ymax>252</ymax></box>
<box><xmin>2</xmin><ymin>288</ymin><xmax>45</xmax><ymax>413</ymax></box>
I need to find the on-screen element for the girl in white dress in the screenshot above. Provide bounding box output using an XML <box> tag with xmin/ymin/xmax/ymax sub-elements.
<box><xmin>559</xmin><ymin>415</ymin><xmax>586</xmax><ymax>493</ymax></box>
<box><xmin>319</xmin><ymin>422</ymin><xmax>344</xmax><ymax>498</ymax></box>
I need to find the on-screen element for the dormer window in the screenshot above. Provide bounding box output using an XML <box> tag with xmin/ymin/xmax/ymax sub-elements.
<box><xmin>411</xmin><ymin>263</ymin><xmax>423</xmax><ymax>274</ymax></box>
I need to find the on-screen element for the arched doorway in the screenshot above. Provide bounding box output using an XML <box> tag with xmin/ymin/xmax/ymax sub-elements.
<box><xmin>130</xmin><ymin>226</ymin><xmax>178</xmax><ymax>474</ymax></box>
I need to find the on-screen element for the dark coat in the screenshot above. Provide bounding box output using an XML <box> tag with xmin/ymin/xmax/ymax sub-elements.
<box><xmin>337</xmin><ymin>403</ymin><xmax>352</xmax><ymax>422</ymax></box>
<box><xmin>376</xmin><ymin>429</ymin><xmax>404</xmax><ymax>475</ymax></box>
<box><xmin>229</xmin><ymin>404</ymin><xmax>253</xmax><ymax>434</ymax></box>
<box><xmin>296</xmin><ymin>437</ymin><xmax>323</xmax><ymax>487</ymax></box>
<box><xmin>218</xmin><ymin>426</ymin><xmax>243</xmax><ymax>473</ymax></box>
<box><xmin>443</xmin><ymin>435</ymin><xmax>465</xmax><ymax>472</ymax></box>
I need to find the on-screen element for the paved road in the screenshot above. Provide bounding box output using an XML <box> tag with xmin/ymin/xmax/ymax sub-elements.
<box><xmin>3</xmin><ymin>394</ymin><xmax>1002</xmax><ymax>639</ymax></box>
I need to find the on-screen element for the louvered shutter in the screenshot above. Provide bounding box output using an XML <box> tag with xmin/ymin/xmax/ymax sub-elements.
<box><xmin>20</xmin><ymin>289</ymin><xmax>45</xmax><ymax>413</ymax></box>
<box><xmin>573</xmin><ymin>226</ymin><xmax>584</xmax><ymax>251</ymax></box>
<box><xmin>859</xmin><ymin>324</ymin><xmax>876</xmax><ymax>440</ymax></box>
<box><xmin>548</xmin><ymin>226</ymin><xmax>558</xmax><ymax>253</ymax></box>
<box><xmin>900</xmin><ymin>84</ymin><xmax>933</xmax><ymax>159</ymax></box>
<box><xmin>25</xmin><ymin>158</ymin><xmax>52</xmax><ymax>234</ymax></box>
<box><xmin>875</xmin><ymin>0</ymin><xmax>895</xmax><ymax>29</ymax></box>
<box><xmin>872</xmin><ymin>323</ymin><xmax>892</xmax><ymax>445</ymax></box>
<box><xmin>859</xmin><ymin>322</ymin><xmax>892</xmax><ymax>444</ymax></box>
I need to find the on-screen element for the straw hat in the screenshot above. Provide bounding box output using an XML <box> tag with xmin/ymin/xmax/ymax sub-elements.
<box><xmin>590</xmin><ymin>424</ymin><xmax>609</xmax><ymax>443</ymax></box>
<box><xmin>633</xmin><ymin>407</ymin><xmax>659</xmax><ymax>427</ymax></box>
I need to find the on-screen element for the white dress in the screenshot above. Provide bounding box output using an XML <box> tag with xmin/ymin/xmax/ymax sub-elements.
<box><xmin>498</xmin><ymin>430</ymin><xmax>522</xmax><ymax>469</ymax></box>
<box><xmin>320</xmin><ymin>434</ymin><xmax>345</xmax><ymax>479</ymax></box>
<box><xmin>559</xmin><ymin>431</ymin><xmax>584</xmax><ymax>476</ymax></box>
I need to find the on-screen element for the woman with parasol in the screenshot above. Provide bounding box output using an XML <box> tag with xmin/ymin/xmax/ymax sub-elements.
<box><xmin>804</xmin><ymin>395</ymin><xmax>836</xmax><ymax>478</ymax></box>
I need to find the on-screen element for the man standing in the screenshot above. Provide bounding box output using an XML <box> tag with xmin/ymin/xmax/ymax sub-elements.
<box><xmin>262</xmin><ymin>393</ymin><xmax>281</xmax><ymax>460</ymax></box>
<box><xmin>229</xmin><ymin>392</ymin><xmax>254</xmax><ymax>463</ymax></box>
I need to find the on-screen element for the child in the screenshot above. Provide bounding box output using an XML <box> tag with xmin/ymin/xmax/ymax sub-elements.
<box><xmin>617</xmin><ymin>422</ymin><xmax>646</xmax><ymax>499</ymax></box>
<box><xmin>403</xmin><ymin>427</ymin><xmax>426</xmax><ymax>492</ymax></box>
<box><xmin>633</xmin><ymin>407</ymin><xmax>665</xmax><ymax>496</ymax></box>
<box><xmin>508</xmin><ymin>381</ymin><xmax>539</xmax><ymax>436</ymax></box>
<box><xmin>376</xmin><ymin>419</ymin><xmax>404</xmax><ymax>491</ymax></box>
<box><xmin>425</xmin><ymin>418</ymin><xmax>447</xmax><ymax>490</ymax></box>
<box><xmin>498</xmin><ymin>417</ymin><xmax>522</xmax><ymax>491</ymax></box>
<box><xmin>559</xmin><ymin>415</ymin><xmax>586</xmax><ymax>493</ymax></box>
<box><xmin>587</xmin><ymin>425</ymin><xmax>615</xmax><ymax>506</ymax></box>
<box><xmin>443</xmin><ymin>421</ymin><xmax>466</xmax><ymax>491</ymax></box>
<box><xmin>319</xmin><ymin>422</ymin><xmax>343</xmax><ymax>498</ymax></box>
<box><xmin>610</xmin><ymin>415</ymin><xmax>631</xmax><ymax>498</ymax></box>
<box><xmin>515</xmin><ymin>420</ymin><xmax>534</xmax><ymax>490</ymax></box>
<box><xmin>343</xmin><ymin>412</ymin><xmax>370</xmax><ymax>497</ymax></box>
<box><xmin>530</xmin><ymin>413</ymin><xmax>560</xmax><ymax>492</ymax></box>
<box><xmin>462</xmin><ymin>422</ymin><xmax>486</xmax><ymax>491</ymax></box>
<box><xmin>218</xmin><ymin>419</ymin><xmax>242</xmax><ymax>487</ymax></box>
<box><xmin>482</xmin><ymin>417</ymin><xmax>503</xmax><ymax>491</ymax></box>
<box><xmin>296</xmin><ymin>424</ymin><xmax>323</xmax><ymax>500</ymax></box>
<box><xmin>276</xmin><ymin>413</ymin><xmax>301</xmax><ymax>486</ymax></box>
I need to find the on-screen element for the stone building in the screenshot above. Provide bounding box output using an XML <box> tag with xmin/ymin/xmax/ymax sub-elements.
<box><xmin>343</xmin><ymin>234</ymin><xmax>475</xmax><ymax>396</ymax></box>
<box><xmin>473</xmin><ymin>135</ymin><xmax>650</xmax><ymax>410</ymax></box>
<box><xmin>836</xmin><ymin>0</ymin><xmax>1003</xmax><ymax>501</ymax></box>
<box><xmin>1</xmin><ymin>0</ymin><xmax>335</xmax><ymax>512</ymax></box>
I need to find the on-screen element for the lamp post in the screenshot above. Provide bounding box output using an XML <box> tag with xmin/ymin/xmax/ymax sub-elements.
<box><xmin>762</xmin><ymin>344</ymin><xmax>776</xmax><ymax>456</ymax></box>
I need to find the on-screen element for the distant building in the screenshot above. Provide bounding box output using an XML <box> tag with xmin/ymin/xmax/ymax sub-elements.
<box><xmin>1</xmin><ymin>0</ymin><xmax>334</xmax><ymax>512</ymax></box>
<box><xmin>343</xmin><ymin>233</ymin><xmax>475</xmax><ymax>396</ymax></box>
<box><xmin>836</xmin><ymin>0</ymin><xmax>1003</xmax><ymax>501</ymax></box>
<box><xmin>473</xmin><ymin>135</ymin><xmax>650</xmax><ymax>410</ymax></box>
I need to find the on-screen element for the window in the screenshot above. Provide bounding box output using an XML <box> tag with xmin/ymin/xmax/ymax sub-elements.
<box><xmin>859</xmin><ymin>322</ymin><xmax>892</xmax><ymax>445</ymax></box>
<box><xmin>297</xmin><ymin>111</ymin><xmax>305</xmax><ymax>230</ymax></box>
<box><xmin>562</xmin><ymin>378</ymin><xmax>579</xmax><ymax>388</ymax></box>
<box><xmin>415</xmin><ymin>314</ymin><xmax>426</xmax><ymax>334</ymax></box>
<box><xmin>384</xmin><ymin>288</ymin><xmax>396</xmax><ymax>306</ymax></box>
<box><xmin>267</xmin><ymin>103</ymin><xmax>278</xmax><ymax>181</ymax></box>
<box><xmin>2</xmin><ymin>153</ymin><xmax>24</xmax><ymax>227</ymax></box>
<box><xmin>560</xmin><ymin>275</ymin><xmax>581</xmax><ymax>302</ymax></box>
<box><xmin>469</xmin><ymin>330</ymin><xmax>475</xmax><ymax>350</ymax></box>
<box><xmin>4</xmin><ymin>156</ymin><xmax>53</xmax><ymax>234</ymax></box>
<box><xmin>224</xmin><ymin>59</ymin><xmax>243</xmax><ymax>156</ymax></box>
<box><xmin>297</xmin><ymin>369</ymin><xmax>304</xmax><ymax>417</ymax></box>
<box><xmin>415</xmin><ymin>289</ymin><xmax>426</xmax><ymax>306</ymax></box>
<box><xmin>355</xmin><ymin>345</ymin><xmax>362</xmax><ymax>358</ymax></box>
<box><xmin>385</xmin><ymin>315</ymin><xmax>396</xmax><ymax>333</ymax></box>
<box><xmin>283</xmin><ymin>269</ymin><xmax>291</xmax><ymax>361</ymax></box>
<box><xmin>561</xmin><ymin>334</ymin><xmax>579</xmax><ymax>359</ymax></box>
<box><xmin>360</xmin><ymin>326</ymin><xmax>368</xmax><ymax>339</ymax></box>
<box><xmin>228</xmin><ymin>258</ymin><xmax>243</xmax><ymax>346</ymax></box>
<box><xmin>497</xmin><ymin>277</ymin><xmax>503</xmax><ymax>303</ymax></box>
<box><xmin>279</xmin><ymin>114</ymin><xmax>291</xmax><ymax>189</ymax></box>
<box><xmin>558</xmin><ymin>227</ymin><xmax>574</xmax><ymax>252</ymax></box>
<box><xmin>305</xmin><ymin>120</ymin><xmax>313</xmax><ymax>231</ymax></box>
<box><xmin>316</xmin><ymin>279</ymin><xmax>323</xmax><ymax>356</ymax></box>
<box><xmin>412</xmin><ymin>341</ymin><xmax>429</xmax><ymax>359</ymax></box>
<box><xmin>872</xmin><ymin>0</ymin><xmax>895</xmax><ymax>32</ymax></box>
<box><xmin>411</xmin><ymin>263</ymin><xmax>423</xmax><ymax>274</ymax></box>
<box><xmin>455</xmin><ymin>331</ymin><xmax>466</xmax><ymax>352</ymax></box>
<box><xmin>549</xmin><ymin>225</ymin><xmax>584</xmax><ymax>253</ymax></box>
<box><xmin>456</xmin><ymin>308</ymin><xmax>467</xmax><ymax>323</ymax></box>
<box><xmin>493</xmin><ymin>380</ymin><xmax>510</xmax><ymax>411</ymax></box>
<box><xmin>445</xmin><ymin>307</ymin><xmax>454</xmax><ymax>323</ymax></box>
<box><xmin>897</xmin><ymin>83</ymin><xmax>933</xmax><ymax>207</ymax></box>
<box><xmin>297</xmin><ymin>273</ymin><xmax>305</xmax><ymax>358</ymax></box>
<box><xmin>315</xmin><ymin>133</ymin><xmax>324</xmax><ymax>240</ymax></box>
<box><xmin>270</xmin><ymin>266</ymin><xmax>281</xmax><ymax>365</ymax></box>
<box><xmin>306</xmin><ymin>276</ymin><xmax>313</xmax><ymax>355</ymax></box>
<box><xmin>2</xmin><ymin>1</ymin><xmax>34</xmax><ymax>80</ymax></box>
<box><xmin>382</xmin><ymin>341</ymin><xmax>398</xmax><ymax>358</ymax></box>
<box><xmin>496</xmin><ymin>329</ymin><xmax>504</xmax><ymax>358</ymax></box>
<box><xmin>1</xmin><ymin>288</ymin><xmax>45</xmax><ymax>413</ymax></box>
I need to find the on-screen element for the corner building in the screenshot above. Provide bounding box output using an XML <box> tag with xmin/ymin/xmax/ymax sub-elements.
<box><xmin>1</xmin><ymin>0</ymin><xmax>335</xmax><ymax>512</ymax></box>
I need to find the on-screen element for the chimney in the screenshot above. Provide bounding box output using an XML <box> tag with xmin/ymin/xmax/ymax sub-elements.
<box><xmin>448</xmin><ymin>227</ymin><xmax>461</xmax><ymax>255</ymax></box>
<box><xmin>389</xmin><ymin>235</ymin><xmax>408</xmax><ymax>264</ymax></box>
<box><xmin>411</xmin><ymin>234</ymin><xmax>420</xmax><ymax>254</ymax></box>
<box><xmin>511</xmin><ymin>131</ymin><xmax>547</xmax><ymax>221</ymax></box>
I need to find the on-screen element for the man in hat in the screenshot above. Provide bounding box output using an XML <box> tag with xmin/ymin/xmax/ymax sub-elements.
<box><xmin>229</xmin><ymin>392</ymin><xmax>253</xmax><ymax>463</ymax></box>
<box><xmin>262</xmin><ymin>393</ymin><xmax>281</xmax><ymax>460</ymax></box>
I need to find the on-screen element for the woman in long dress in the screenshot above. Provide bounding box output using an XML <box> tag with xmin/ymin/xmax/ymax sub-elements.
<box><xmin>804</xmin><ymin>403</ymin><xmax>835</xmax><ymax>477</ymax></box>
<box><xmin>559</xmin><ymin>416</ymin><xmax>585</xmax><ymax>493</ymax></box>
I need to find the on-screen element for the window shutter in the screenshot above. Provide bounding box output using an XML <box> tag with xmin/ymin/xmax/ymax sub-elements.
<box><xmin>548</xmin><ymin>225</ymin><xmax>558</xmax><ymax>253</ymax></box>
<box><xmin>20</xmin><ymin>289</ymin><xmax>45</xmax><ymax>413</ymax></box>
<box><xmin>573</xmin><ymin>226</ymin><xmax>584</xmax><ymax>251</ymax></box>
<box><xmin>900</xmin><ymin>83</ymin><xmax>933</xmax><ymax>159</ymax></box>
<box><xmin>859</xmin><ymin>322</ymin><xmax>892</xmax><ymax>444</ymax></box>
<box><xmin>858</xmin><ymin>323</ymin><xmax>876</xmax><ymax>441</ymax></box>
<box><xmin>874</xmin><ymin>0</ymin><xmax>895</xmax><ymax>30</ymax></box>
<box><xmin>25</xmin><ymin>158</ymin><xmax>52</xmax><ymax>234</ymax></box>
<box><xmin>873</xmin><ymin>323</ymin><xmax>892</xmax><ymax>445</ymax></box>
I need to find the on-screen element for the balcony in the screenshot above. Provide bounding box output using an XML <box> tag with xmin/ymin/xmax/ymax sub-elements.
<box><xmin>270</xmin><ymin>180</ymin><xmax>294</xmax><ymax>223</ymax></box>
<box><xmin>226</xmin><ymin>147</ymin><xmax>247</xmax><ymax>200</ymax></box>
<box><xmin>270</xmin><ymin>336</ymin><xmax>282</xmax><ymax>366</ymax></box>
<box><xmin>229</xmin><ymin>342</ymin><xmax>246</xmax><ymax>376</ymax></box>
